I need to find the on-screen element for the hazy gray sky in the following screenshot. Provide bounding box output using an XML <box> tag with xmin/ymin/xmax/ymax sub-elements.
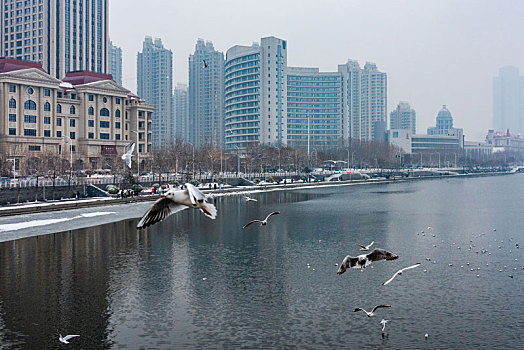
<box><xmin>109</xmin><ymin>0</ymin><xmax>524</xmax><ymax>140</ymax></box>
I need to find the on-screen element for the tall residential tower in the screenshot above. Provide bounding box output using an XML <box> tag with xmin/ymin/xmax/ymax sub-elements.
<box><xmin>493</xmin><ymin>66</ymin><xmax>524</xmax><ymax>134</ymax></box>
<box><xmin>110</xmin><ymin>41</ymin><xmax>123</xmax><ymax>86</ymax></box>
<box><xmin>174</xmin><ymin>83</ymin><xmax>188</xmax><ymax>140</ymax></box>
<box><xmin>0</xmin><ymin>0</ymin><xmax>110</xmax><ymax>78</ymax></box>
<box><xmin>188</xmin><ymin>39</ymin><xmax>224</xmax><ymax>148</ymax></box>
<box><xmin>137</xmin><ymin>37</ymin><xmax>174</xmax><ymax>147</ymax></box>
<box><xmin>390</xmin><ymin>101</ymin><xmax>416</xmax><ymax>134</ymax></box>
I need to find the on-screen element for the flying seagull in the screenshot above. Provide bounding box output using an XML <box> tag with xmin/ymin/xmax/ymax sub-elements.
<box><xmin>242</xmin><ymin>211</ymin><xmax>280</xmax><ymax>229</ymax></box>
<box><xmin>243</xmin><ymin>196</ymin><xmax>258</xmax><ymax>202</ymax></box>
<box><xmin>337</xmin><ymin>249</ymin><xmax>399</xmax><ymax>275</ymax></box>
<box><xmin>382</xmin><ymin>263</ymin><xmax>421</xmax><ymax>286</ymax></box>
<box><xmin>380</xmin><ymin>319</ymin><xmax>389</xmax><ymax>332</ymax></box>
<box><xmin>59</xmin><ymin>334</ymin><xmax>80</xmax><ymax>344</ymax></box>
<box><xmin>354</xmin><ymin>305</ymin><xmax>391</xmax><ymax>317</ymax></box>
<box><xmin>203</xmin><ymin>59</ymin><xmax>208</xmax><ymax>68</ymax></box>
<box><xmin>121</xmin><ymin>142</ymin><xmax>135</xmax><ymax>169</ymax></box>
<box><xmin>359</xmin><ymin>241</ymin><xmax>375</xmax><ymax>251</ymax></box>
<box><xmin>137</xmin><ymin>183</ymin><xmax>216</xmax><ymax>229</ymax></box>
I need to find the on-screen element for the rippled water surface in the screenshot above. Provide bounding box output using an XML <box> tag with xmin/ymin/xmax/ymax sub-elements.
<box><xmin>1</xmin><ymin>175</ymin><xmax>523</xmax><ymax>349</ymax></box>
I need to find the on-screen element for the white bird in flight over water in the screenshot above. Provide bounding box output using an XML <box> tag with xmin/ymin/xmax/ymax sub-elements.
<box><xmin>337</xmin><ymin>249</ymin><xmax>399</xmax><ymax>275</ymax></box>
<box><xmin>359</xmin><ymin>241</ymin><xmax>374</xmax><ymax>251</ymax></box>
<box><xmin>382</xmin><ymin>263</ymin><xmax>421</xmax><ymax>286</ymax></box>
<box><xmin>353</xmin><ymin>305</ymin><xmax>391</xmax><ymax>317</ymax></box>
<box><xmin>243</xmin><ymin>196</ymin><xmax>258</xmax><ymax>202</ymax></box>
<box><xmin>380</xmin><ymin>319</ymin><xmax>389</xmax><ymax>332</ymax></box>
<box><xmin>137</xmin><ymin>183</ymin><xmax>217</xmax><ymax>229</ymax></box>
<box><xmin>59</xmin><ymin>334</ymin><xmax>80</xmax><ymax>344</ymax></box>
<box><xmin>121</xmin><ymin>142</ymin><xmax>135</xmax><ymax>169</ymax></box>
<box><xmin>242</xmin><ymin>211</ymin><xmax>280</xmax><ymax>229</ymax></box>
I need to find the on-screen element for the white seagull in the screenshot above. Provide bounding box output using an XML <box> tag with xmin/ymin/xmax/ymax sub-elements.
<box><xmin>354</xmin><ymin>305</ymin><xmax>391</xmax><ymax>317</ymax></box>
<box><xmin>121</xmin><ymin>142</ymin><xmax>135</xmax><ymax>169</ymax></box>
<box><xmin>137</xmin><ymin>183</ymin><xmax>217</xmax><ymax>229</ymax></box>
<box><xmin>242</xmin><ymin>211</ymin><xmax>280</xmax><ymax>229</ymax></box>
<box><xmin>380</xmin><ymin>319</ymin><xmax>389</xmax><ymax>332</ymax></box>
<box><xmin>243</xmin><ymin>196</ymin><xmax>258</xmax><ymax>202</ymax></box>
<box><xmin>359</xmin><ymin>241</ymin><xmax>375</xmax><ymax>251</ymax></box>
<box><xmin>382</xmin><ymin>263</ymin><xmax>421</xmax><ymax>285</ymax></box>
<box><xmin>59</xmin><ymin>334</ymin><xmax>80</xmax><ymax>344</ymax></box>
<box><xmin>337</xmin><ymin>249</ymin><xmax>399</xmax><ymax>275</ymax></box>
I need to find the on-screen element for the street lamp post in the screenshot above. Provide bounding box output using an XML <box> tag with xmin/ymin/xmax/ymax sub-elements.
<box><xmin>187</xmin><ymin>142</ymin><xmax>195</xmax><ymax>180</ymax></box>
<box><xmin>234</xmin><ymin>146</ymin><xmax>240</xmax><ymax>175</ymax></box>
<box><xmin>63</xmin><ymin>136</ymin><xmax>73</xmax><ymax>173</ymax></box>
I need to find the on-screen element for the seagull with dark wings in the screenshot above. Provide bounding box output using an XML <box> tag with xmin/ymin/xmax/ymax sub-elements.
<box><xmin>337</xmin><ymin>249</ymin><xmax>399</xmax><ymax>275</ymax></box>
<box><xmin>203</xmin><ymin>59</ymin><xmax>208</xmax><ymax>68</ymax></box>
<box><xmin>137</xmin><ymin>183</ymin><xmax>216</xmax><ymax>229</ymax></box>
<box><xmin>242</xmin><ymin>211</ymin><xmax>280</xmax><ymax>229</ymax></box>
<box><xmin>354</xmin><ymin>305</ymin><xmax>391</xmax><ymax>317</ymax></box>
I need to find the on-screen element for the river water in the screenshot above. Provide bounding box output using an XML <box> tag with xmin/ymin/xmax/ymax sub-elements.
<box><xmin>0</xmin><ymin>175</ymin><xmax>523</xmax><ymax>349</ymax></box>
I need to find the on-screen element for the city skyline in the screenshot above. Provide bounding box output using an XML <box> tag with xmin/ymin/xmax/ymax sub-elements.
<box><xmin>109</xmin><ymin>0</ymin><xmax>524</xmax><ymax>141</ymax></box>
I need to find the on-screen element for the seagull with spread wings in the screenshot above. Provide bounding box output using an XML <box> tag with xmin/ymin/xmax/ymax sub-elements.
<box><xmin>359</xmin><ymin>240</ymin><xmax>374</xmax><ymax>251</ymax></box>
<box><xmin>382</xmin><ymin>263</ymin><xmax>421</xmax><ymax>286</ymax></box>
<box><xmin>59</xmin><ymin>333</ymin><xmax>80</xmax><ymax>344</ymax></box>
<box><xmin>121</xmin><ymin>142</ymin><xmax>135</xmax><ymax>169</ymax></box>
<box><xmin>243</xmin><ymin>196</ymin><xmax>258</xmax><ymax>202</ymax></box>
<box><xmin>354</xmin><ymin>305</ymin><xmax>391</xmax><ymax>317</ymax></box>
<box><xmin>242</xmin><ymin>211</ymin><xmax>280</xmax><ymax>229</ymax></box>
<box><xmin>137</xmin><ymin>183</ymin><xmax>216</xmax><ymax>229</ymax></box>
<box><xmin>337</xmin><ymin>249</ymin><xmax>399</xmax><ymax>275</ymax></box>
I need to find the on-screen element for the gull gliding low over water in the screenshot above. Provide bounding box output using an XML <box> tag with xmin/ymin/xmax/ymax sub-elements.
<box><xmin>337</xmin><ymin>249</ymin><xmax>399</xmax><ymax>275</ymax></box>
<box><xmin>243</xmin><ymin>196</ymin><xmax>258</xmax><ymax>202</ymax></box>
<box><xmin>242</xmin><ymin>211</ymin><xmax>280</xmax><ymax>229</ymax></box>
<box><xmin>353</xmin><ymin>305</ymin><xmax>391</xmax><ymax>317</ymax></box>
<box><xmin>59</xmin><ymin>334</ymin><xmax>80</xmax><ymax>344</ymax></box>
<box><xmin>137</xmin><ymin>183</ymin><xmax>217</xmax><ymax>229</ymax></box>
<box><xmin>359</xmin><ymin>241</ymin><xmax>374</xmax><ymax>251</ymax></box>
<box><xmin>382</xmin><ymin>263</ymin><xmax>421</xmax><ymax>286</ymax></box>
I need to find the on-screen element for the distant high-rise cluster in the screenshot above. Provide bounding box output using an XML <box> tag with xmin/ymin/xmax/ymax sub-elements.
<box><xmin>188</xmin><ymin>39</ymin><xmax>224</xmax><ymax>148</ymax></box>
<box><xmin>390</xmin><ymin>102</ymin><xmax>416</xmax><ymax>134</ymax></box>
<box><xmin>174</xmin><ymin>83</ymin><xmax>189</xmax><ymax>140</ymax></box>
<box><xmin>493</xmin><ymin>66</ymin><xmax>524</xmax><ymax>134</ymax></box>
<box><xmin>110</xmin><ymin>41</ymin><xmax>123</xmax><ymax>86</ymax></box>
<box><xmin>137</xmin><ymin>37</ymin><xmax>174</xmax><ymax>147</ymax></box>
<box><xmin>0</xmin><ymin>0</ymin><xmax>110</xmax><ymax>79</ymax></box>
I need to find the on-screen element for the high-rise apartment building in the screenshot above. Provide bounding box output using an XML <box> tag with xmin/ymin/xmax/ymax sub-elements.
<box><xmin>110</xmin><ymin>41</ymin><xmax>122</xmax><ymax>86</ymax></box>
<box><xmin>188</xmin><ymin>39</ymin><xmax>224</xmax><ymax>148</ymax></box>
<box><xmin>174</xmin><ymin>82</ymin><xmax>188</xmax><ymax>140</ymax></box>
<box><xmin>338</xmin><ymin>60</ymin><xmax>387</xmax><ymax>141</ymax></box>
<box><xmin>287</xmin><ymin>67</ymin><xmax>343</xmax><ymax>150</ymax></box>
<box><xmin>0</xmin><ymin>0</ymin><xmax>110</xmax><ymax>79</ymax></box>
<box><xmin>390</xmin><ymin>101</ymin><xmax>416</xmax><ymax>134</ymax></box>
<box><xmin>224</xmin><ymin>36</ymin><xmax>287</xmax><ymax>149</ymax></box>
<box><xmin>137</xmin><ymin>37</ymin><xmax>174</xmax><ymax>147</ymax></box>
<box><xmin>493</xmin><ymin>66</ymin><xmax>524</xmax><ymax>134</ymax></box>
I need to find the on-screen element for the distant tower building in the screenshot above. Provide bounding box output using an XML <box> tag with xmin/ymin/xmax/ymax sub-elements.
<box><xmin>390</xmin><ymin>102</ymin><xmax>416</xmax><ymax>134</ymax></box>
<box><xmin>110</xmin><ymin>41</ymin><xmax>123</xmax><ymax>85</ymax></box>
<box><xmin>188</xmin><ymin>39</ymin><xmax>224</xmax><ymax>147</ymax></box>
<box><xmin>493</xmin><ymin>66</ymin><xmax>524</xmax><ymax>134</ymax></box>
<box><xmin>137</xmin><ymin>37</ymin><xmax>174</xmax><ymax>147</ymax></box>
<box><xmin>174</xmin><ymin>83</ymin><xmax>189</xmax><ymax>140</ymax></box>
<box><xmin>0</xmin><ymin>0</ymin><xmax>110</xmax><ymax>78</ymax></box>
<box><xmin>224</xmin><ymin>36</ymin><xmax>288</xmax><ymax>148</ymax></box>
<box><xmin>427</xmin><ymin>105</ymin><xmax>462</xmax><ymax>136</ymax></box>
<box><xmin>338</xmin><ymin>60</ymin><xmax>387</xmax><ymax>141</ymax></box>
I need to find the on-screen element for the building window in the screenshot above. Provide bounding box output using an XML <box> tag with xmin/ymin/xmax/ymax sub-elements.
<box><xmin>116</xmin><ymin>134</ymin><xmax>120</xmax><ymax>140</ymax></box>
<box><xmin>70</xmin><ymin>105</ymin><xmax>76</xmax><ymax>114</ymax></box>
<box><xmin>100</xmin><ymin>107</ymin><xmax>109</xmax><ymax>116</ymax></box>
<box><xmin>70</xmin><ymin>93</ymin><xmax>76</xmax><ymax>99</ymax></box>
<box><xmin>88</xmin><ymin>94</ymin><xmax>94</xmax><ymax>101</ymax></box>
<box><xmin>102</xmin><ymin>97</ymin><xmax>107</xmax><ymax>103</ymax></box>
<box><xmin>70</xmin><ymin>119</ymin><xmax>76</xmax><ymax>127</ymax></box>
<box><xmin>9</xmin><ymin>114</ymin><xmax>16</xmax><ymax>122</ymax></box>
<box><xmin>9</xmin><ymin>84</ymin><xmax>16</xmax><ymax>93</ymax></box>
<box><xmin>24</xmin><ymin>100</ymin><xmax>36</xmax><ymax>110</ymax></box>
<box><xmin>100</xmin><ymin>133</ymin><xmax>110</xmax><ymax>139</ymax></box>
<box><xmin>88</xmin><ymin>106</ymin><xmax>94</xmax><ymax>115</ymax></box>
<box><xmin>57</xmin><ymin>118</ymin><xmax>62</xmax><ymax>126</ymax></box>
<box><xmin>44</xmin><ymin>101</ymin><xmax>50</xmax><ymax>111</ymax></box>
<box><xmin>88</xmin><ymin>132</ymin><xmax>94</xmax><ymax>139</ymax></box>
<box><xmin>27</xmin><ymin>87</ymin><xmax>33</xmax><ymax>94</ymax></box>
<box><xmin>88</xmin><ymin>120</ymin><xmax>94</xmax><ymax>127</ymax></box>
<box><xmin>24</xmin><ymin>115</ymin><xmax>37</xmax><ymax>123</ymax></box>
<box><xmin>44</xmin><ymin>116</ymin><xmax>50</xmax><ymax>124</ymax></box>
<box><xmin>57</xmin><ymin>130</ymin><xmax>62</xmax><ymax>137</ymax></box>
<box><xmin>115</xmin><ymin>109</ymin><xmax>120</xmax><ymax>118</ymax></box>
<box><xmin>9</xmin><ymin>98</ymin><xmax>16</xmax><ymax>108</ymax></box>
<box><xmin>70</xmin><ymin>131</ymin><xmax>75</xmax><ymax>139</ymax></box>
<box><xmin>56</xmin><ymin>104</ymin><xmax>62</xmax><ymax>113</ymax></box>
<box><xmin>115</xmin><ymin>97</ymin><xmax>120</xmax><ymax>104</ymax></box>
<box><xmin>115</xmin><ymin>122</ymin><xmax>120</xmax><ymax>129</ymax></box>
<box><xmin>44</xmin><ymin>88</ymin><xmax>50</xmax><ymax>96</ymax></box>
<box><xmin>100</xmin><ymin>121</ymin><xmax>109</xmax><ymax>128</ymax></box>
<box><xmin>44</xmin><ymin>129</ymin><xmax>50</xmax><ymax>137</ymax></box>
<box><xmin>28</xmin><ymin>145</ymin><xmax>40</xmax><ymax>151</ymax></box>
<box><xmin>9</xmin><ymin>128</ymin><xmax>16</xmax><ymax>135</ymax></box>
<box><xmin>393</xmin><ymin>131</ymin><xmax>399</xmax><ymax>138</ymax></box>
<box><xmin>24</xmin><ymin>129</ymin><xmax>37</xmax><ymax>136</ymax></box>
<box><xmin>57</xmin><ymin>91</ymin><xmax>62</xmax><ymax>98</ymax></box>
